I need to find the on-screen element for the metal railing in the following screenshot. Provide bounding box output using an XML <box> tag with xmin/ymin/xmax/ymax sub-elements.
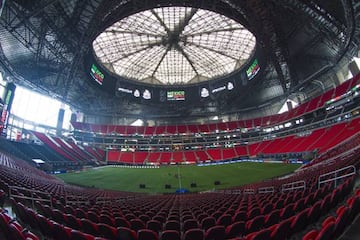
<box><xmin>9</xmin><ymin>186</ymin><xmax>52</xmax><ymax>208</ymax></box>
<box><xmin>232</xmin><ymin>189</ymin><xmax>242</xmax><ymax>195</ymax></box>
<box><xmin>65</xmin><ymin>195</ymin><xmax>90</xmax><ymax>205</ymax></box>
<box><xmin>258</xmin><ymin>186</ymin><xmax>275</xmax><ymax>194</ymax></box>
<box><xmin>318</xmin><ymin>165</ymin><xmax>356</xmax><ymax>189</ymax></box>
<box><xmin>243</xmin><ymin>189</ymin><xmax>255</xmax><ymax>194</ymax></box>
<box><xmin>282</xmin><ymin>180</ymin><xmax>306</xmax><ymax>192</ymax></box>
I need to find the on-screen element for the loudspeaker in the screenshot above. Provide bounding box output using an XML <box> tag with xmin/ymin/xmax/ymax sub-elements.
<box><xmin>55</xmin><ymin>108</ymin><xmax>65</xmax><ymax>137</ymax></box>
<box><xmin>286</xmin><ymin>101</ymin><xmax>293</xmax><ymax>111</ymax></box>
<box><xmin>240</xmin><ymin>71</ymin><xmax>248</xmax><ymax>86</ymax></box>
<box><xmin>214</xmin><ymin>181</ymin><xmax>221</xmax><ymax>185</ymax></box>
<box><xmin>349</xmin><ymin>60</ymin><xmax>360</xmax><ymax>76</ymax></box>
<box><xmin>190</xmin><ymin>183</ymin><xmax>197</xmax><ymax>188</ymax></box>
<box><xmin>139</xmin><ymin>184</ymin><xmax>146</xmax><ymax>189</ymax></box>
<box><xmin>159</xmin><ymin>90</ymin><xmax>166</xmax><ymax>102</ymax></box>
<box><xmin>70</xmin><ymin>113</ymin><xmax>77</xmax><ymax>122</ymax></box>
<box><xmin>165</xmin><ymin>184</ymin><xmax>171</xmax><ymax>189</ymax></box>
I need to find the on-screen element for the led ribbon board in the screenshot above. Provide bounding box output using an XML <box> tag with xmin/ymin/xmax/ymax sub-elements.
<box><xmin>90</xmin><ymin>64</ymin><xmax>105</xmax><ymax>85</ymax></box>
<box><xmin>167</xmin><ymin>91</ymin><xmax>185</xmax><ymax>101</ymax></box>
<box><xmin>246</xmin><ymin>59</ymin><xmax>260</xmax><ymax>80</ymax></box>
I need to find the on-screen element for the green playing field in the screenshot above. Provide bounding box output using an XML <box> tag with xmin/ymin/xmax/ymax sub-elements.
<box><xmin>57</xmin><ymin>162</ymin><xmax>301</xmax><ymax>194</ymax></box>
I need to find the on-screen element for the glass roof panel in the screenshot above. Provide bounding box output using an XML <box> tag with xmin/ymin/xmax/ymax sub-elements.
<box><xmin>112</xmin><ymin>46</ymin><xmax>167</xmax><ymax>81</ymax></box>
<box><xmin>93</xmin><ymin>6</ymin><xmax>256</xmax><ymax>85</ymax></box>
<box><xmin>154</xmin><ymin>48</ymin><xmax>197</xmax><ymax>84</ymax></box>
<box><xmin>182</xmin><ymin>44</ymin><xmax>236</xmax><ymax>78</ymax></box>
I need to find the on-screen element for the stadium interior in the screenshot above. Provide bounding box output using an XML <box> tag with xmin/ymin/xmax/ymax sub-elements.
<box><xmin>0</xmin><ymin>0</ymin><xmax>360</xmax><ymax>239</ymax></box>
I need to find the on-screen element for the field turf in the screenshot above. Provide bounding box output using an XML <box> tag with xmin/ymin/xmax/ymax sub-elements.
<box><xmin>57</xmin><ymin>162</ymin><xmax>300</xmax><ymax>194</ymax></box>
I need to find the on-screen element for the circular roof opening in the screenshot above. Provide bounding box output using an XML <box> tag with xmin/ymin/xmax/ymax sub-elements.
<box><xmin>93</xmin><ymin>7</ymin><xmax>256</xmax><ymax>85</ymax></box>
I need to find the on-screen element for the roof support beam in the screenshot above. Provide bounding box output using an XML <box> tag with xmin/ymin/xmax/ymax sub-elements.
<box><xmin>246</xmin><ymin>0</ymin><xmax>294</xmax><ymax>92</ymax></box>
<box><xmin>0</xmin><ymin>1</ymin><xmax>72</xmax><ymax>63</ymax></box>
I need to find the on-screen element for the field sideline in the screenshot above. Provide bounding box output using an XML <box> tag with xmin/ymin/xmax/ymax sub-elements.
<box><xmin>57</xmin><ymin>162</ymin><xmax>301</xmax><ymax>194</ymax></box>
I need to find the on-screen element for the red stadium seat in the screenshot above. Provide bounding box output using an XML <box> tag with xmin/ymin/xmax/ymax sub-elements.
<box><xmin>146</xmin><ymin>219</ymin><xmax>163</xmax><ymax>233</ymax></box>
<box><xmin>52</xmin><ymin>222</ymin><xmax>72</xmax><ymax>240</ymax></box>
<box><xmin>302</xmin><ymin>230</ymin><xmax>318</xmax><ymax>240</ymax></box>
<box><xmin>201</xmin><ymin>217</ymin><xmax>216</xmax><ymax>231</ymax></box>
<box><xmin>246</xmin><ymin>228</ymin><xmax>271</xmax><ymax>240</ymax></box>
<box><xmin>138</xmin><ymin>229</ymin><xmax>158</xmax><ymax>240</ymax></box>
<box><xmin>182</xmin><ymin>228</ymin><xmax>205</xmax><ymax>240</ymax></box>
<box><xmin>182</xmin><ymin>219</ymin><xmax>199</xmax><ymax>232</ymax></box>
<box><xmin>81</xmin><ymin>218</ymin><xmax>99</xmax><ymax>236</ymax></box>
<box><xmin>216</xmin><ymin>214</ymin><xmax>232</xmax><ymax>227</ymax></box>
<box><xmin>160</xmin><ymin>230</ymin><xmax>181</xmax><ymax>240</ymax></box>
<box><xmin>204</xmin><ymin>225</ymin><xmax>225</xmax><ymax>240</ymax></box>
<box><xmin>290</xmin><ymin>209</ymin><xmax>309</xmax><ymax>234</ymax></box>
<box><xmin>99</xmin><ymin>214</ymin><xmax>115</xmax><ymax>227</ymax></box>
<box><xmin>232</xmin><ymin>211</ymin><xmax>247</xmax><ymax>222</ymax></box>
<box><xmin>115</xmin><ymin>217</ymin><xmax>131</xmax><ymax>228</ymax></box>
<box><xmin>225</xmin><ymin>221</ymin><xmax>245</xmax><ymax>239</ymax></box>
<box><xmin>245</xmin><ymin>215</ymin><xmax>264</xmax><ymax>234</ymax></box>
<box><xmin>130</xmin><ymin>218</ymin><xmax>146</xmax><ymax>231</ymax></box>
<box><xmin>264</xmin><ymin>209</ymin><xmax>280</xmax><ymax>227</ymax></box>
<box><xmin>269</xmin><ymin>218</ymin><xmax>292</xmax><ymax>240</ymax></box>
<box><xmin>71</xmin><ymin>230</ymin><xmax>96</xmax><ymax>240</ymax></box>
<box><xmin>117</xmin><ymin>226</ymin><xmax>137</xmax><ymax>240</ymax></box>
<box><xmin>98</xmin><ymin>223</ymin><xmax>118</xmax><ymax>239</ymax></box>
<box><xmin>316</xmin><ymin>221</ymin><xmax>335</xmax><ymax>240</ymax></box>
<box><xmin>66</xmin><ymin>214</ymin><xmax>82</xmax><ymax>230</ymax></box>
<box><xmin>164</xmin><ymin>220</ymin><xmax>181</xmax><ymax>231</ymax></box>
<box><xmin>307</xmin><ymin>200</ymin><xmax>322</xmax><ymax>224</ymax></box>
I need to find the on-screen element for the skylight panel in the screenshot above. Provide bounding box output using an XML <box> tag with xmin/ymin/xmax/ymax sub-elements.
<box><xmin>93</xmin><ymin>6</ymin><xmax>256</xmax><ymax>85</ymax></box>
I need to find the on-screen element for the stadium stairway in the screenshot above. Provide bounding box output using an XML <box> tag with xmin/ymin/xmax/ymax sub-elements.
<box><xmin>337</xmin><ymin>176</ymin><xmax>360</xmax><ymax>240</ymax></box>
<box><xmin>1</xmin><ymin>147</ymin><xmax>359</xmax><ymax>240</ymax></box>
<box><xmin>339</xmin><ymin>214</ymin><xmax>360</xmax><ymax>240</ymax></box>
<box><xmin>299</xmin><ymin>174</ymin><xmax>360</xmax><ymax>240</ymax></box>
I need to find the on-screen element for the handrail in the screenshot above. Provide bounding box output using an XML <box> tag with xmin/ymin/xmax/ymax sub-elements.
<box><xmin>95</xmin><ymin>195</ymin><xmax>136</xmax><ymax>204</ymax></box>
<box><xmin>95</xmin><ymin>197</ymin><xmax>128</xmax><ymax>204</ymax></box>
<box><xmin>258</xmin><ymin>186</ymin><xmax>275</xmax><ymax>194</ymax></box>
<box><xmin>318</xmin><ymin>165</ymin><xmax>356</xmax><ymax>189</ymax></box>
<box><xmin>282</xmin><ymin>180</ymin><xmax>306</xmax><ymax>192</ymax></box>
<box><xmin>9</xmin><ymin>186</ymin><xmax>52</xmax><ymax>209</ymax></box>
<box><xmin>232</xmin><ymin>189</ymin><xmax>241</xmax><ymax>195</ymax></box>
<box><xmin>243</xmin><ymin>189</ymin><xmax>255</xmax><ymax>194</ymax></box>
<box><xmin>65</xmin><ymin>195</ymin><xmax>90</xmax><ymax>205</ymax></box>
<box><xmin>75</xmin><ymin>108</ymin><xmax>360</xmax><ymax>149</ymax></box>
<box><xmin>95</xmin><ymin>196</ymin><xmax>118</xmax><ymax>205</ymax></box>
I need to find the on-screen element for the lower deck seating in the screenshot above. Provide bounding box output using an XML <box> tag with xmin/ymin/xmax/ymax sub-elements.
<box><xmin>0</xmin><ymin>145</ymin><xmax>359</xmax><ymax>240</ymax></box>
<box><xmin>107</xmin><ymin>118</ymin><xmax>360</xmax><ymax>165</ymax></box>
<box><xmin>7</xmin><ymin>175</ymin><xmax>359</xmax><ymax>240</ymax></box>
